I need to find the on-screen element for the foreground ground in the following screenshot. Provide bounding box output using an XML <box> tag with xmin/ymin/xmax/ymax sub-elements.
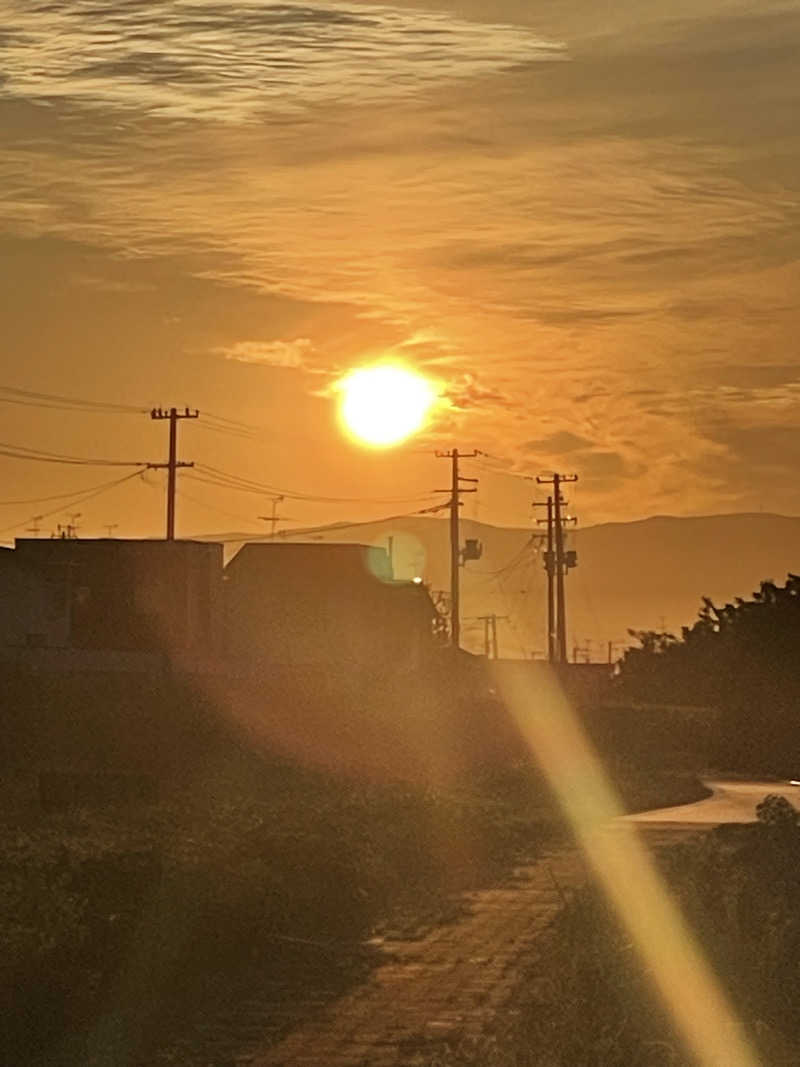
<box><xmin>3</xmin><ymin>756</ymin><xmax>711</xmax><ymax>1066</ymax></box>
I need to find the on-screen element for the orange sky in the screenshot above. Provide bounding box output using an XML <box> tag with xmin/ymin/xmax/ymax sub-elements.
<box><xmin>1</xmin><ymin>0</ymin><xmax>799</xmax><ymax>542</ymax></box>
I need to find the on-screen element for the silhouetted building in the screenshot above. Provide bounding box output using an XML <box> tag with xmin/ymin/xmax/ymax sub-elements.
<box><xmin>0</xmin><ymin>547</ymin><xmax>54</xmax><ymax>647</ymax></box>
<box><xmin>224</xmin><ymin>542</ymin><xmax>438</xmax><ymax>673</ymax></box>
<box><xmin>11</xmin><ymin>538</ymin><xmax>223</xmax><ymax>661</ymax></box>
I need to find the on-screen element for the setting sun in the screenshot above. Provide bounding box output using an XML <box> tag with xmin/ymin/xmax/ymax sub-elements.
<box><xmin>338</xmin><ymin>365</ymin><xmax>435</xmax><ymax>447</ymax></box>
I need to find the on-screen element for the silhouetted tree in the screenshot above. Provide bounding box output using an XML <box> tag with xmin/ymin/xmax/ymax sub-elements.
<box><xmin>617</xmin><ymin>575</ymin><xmax>800</xmax><ymax>773</ymax></box>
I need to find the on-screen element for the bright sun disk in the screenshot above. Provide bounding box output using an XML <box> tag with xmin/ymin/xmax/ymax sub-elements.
<box><xmin>338</xmin><ymin>365</ymin><xmax>435</xmax><ymax>447</ymax></box>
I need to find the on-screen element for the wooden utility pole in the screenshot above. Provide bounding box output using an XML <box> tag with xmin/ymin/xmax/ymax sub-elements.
<box><xmin>553</xmin><ymin>478</ymin><xmax>568</xmax><ymax>662</ymax></box>
<box><xmin>474</xmin><ymin>613</ymin><xmax>508</xmax><ymax>659</ymax></box>
<box><xmin>535</xmin><ymin>496</ymin><xmax>556</xmax><ymax>662</ymax></box>
<box><xmin>436</xmin><ymin>449</ymin><xmax>479</xmax><ymax>649</ymax></box>
<box><xmin>536</xmin><ymin>473</ymin><xmax>578</xmax><ymax>663</ymax></box>
<box><xmin>149</xmin><ymin>406</ymin><xmax>198</xmax><ymax>540</ymax></box>
<box><xmin>259</xmin><ymin>494</ymin><xmax>285</xmax><ymax>538</ymax></box>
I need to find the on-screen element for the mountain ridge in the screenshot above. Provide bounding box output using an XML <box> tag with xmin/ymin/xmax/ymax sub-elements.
<box><xmin>199</xmin><ymin>513</ymin><xmax>800</xmax><ymax>658</ymax></box>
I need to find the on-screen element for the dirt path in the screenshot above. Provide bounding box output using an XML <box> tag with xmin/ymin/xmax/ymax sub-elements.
<box><xmin>240</xmin><ymin>845</ymin><xmax>583</xmax><ymax>1067</ymax></box>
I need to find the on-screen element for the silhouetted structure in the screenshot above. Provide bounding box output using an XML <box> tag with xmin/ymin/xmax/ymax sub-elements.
<box><xmin>536</xmin><ymin>473</ymin><xmax>578</xmax><ymax>663</ymax></box>
<box><xmin>224</xmin><ymin>542</ymin><xmax>438</xmax><ymax>673</ymax></box>
<box><xmin>0</xmin><ymin>547</ymin><xmax>52</xmax><ymax>646</ymax></box>
<box><xmin>11</xmin><ymin>538</ymin><xmax>223</xmax><ymax>660</ymax></box>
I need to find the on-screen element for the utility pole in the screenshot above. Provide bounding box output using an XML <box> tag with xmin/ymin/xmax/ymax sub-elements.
<box><xmin>536</xmin><ymin>473</ymin><xmax>578</xmax><ymax>663</ymax></box>
<box><xmin>149</xmin><ymin>407</ymin><xmax>198</xmax><ymax>541</ymax></box>
<box><xmin>534</xmin><ymin>496</ymin><xmax>556</xmax><ymax>663</ymax></box>
<box><xmin>572</xmin><ymin>639</ymin><xmax>591</xmax><ymax>664</ymax></box>
<box><xmin>104</xmin><ymin>523</ymin><xmax>119</xmax><ymax>538</ymax></box>
<box><xmin>258</xmin><ymin>494</ymin><xmax>285</xmax><ymax>539</ymax></box>
<box><xmin>436</xmin><ymin>449</ymin><xmax>480</xmax><ymax>649</ymax></box>
<box><xmin>474</xmin><ymin>613</ymin><xmax>508</xmax><ymax>659</ymax></box>
<box><xmin>27</xmin><ymin>516</ymin><xmax>43</xmax><ymax>538</ymax></box>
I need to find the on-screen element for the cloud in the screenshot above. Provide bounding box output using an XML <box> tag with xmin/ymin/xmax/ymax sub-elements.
<box><xmin>522</xmin><ymin>431</ymin><xmax>593</xmax><ymax>454</ymax></box>
<box><xmin>0</xmin><ymin>1</ymin><xmax>564</xmax><ymax>123</ymax></box>
<box><xmin>221</xmin><ymin>338</ymin><xmax>313</xmax><ymax>368</ymax></box>
<box><xmin>442</xmin><ymin>374</ymin><xmax>516</xmax><ymax>413</ymax></box>
<box><xmin>71</xmin><ymin>273</ymin><xmax>155</xmax><ymax>294</ymax></box>
<box><xmin>2</xmin><ymin>0</ymin><xmax>800</xmax><ymax>522</ymax></box>
<box><xmin>572</xmin><ymin>450</ymin><xmax>635</xmax><ymax>480</ymax></box>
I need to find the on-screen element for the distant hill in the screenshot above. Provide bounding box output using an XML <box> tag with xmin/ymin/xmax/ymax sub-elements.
<box><xmin>203</xmin><ymin>513</ymin><xmax>800</xmax><ymax>660</ymax></box>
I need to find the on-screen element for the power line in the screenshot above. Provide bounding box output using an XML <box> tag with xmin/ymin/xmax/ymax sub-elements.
<box><xmin>0</xmin><ymin>441</ymin><xmax>152</xmax><ymax>467</ymax></box>
<box><xmin>174</xmin><ymin>486</ymin><xmax>265</xmax><ymax>528</ymax></box>
<box><xmin>468</xmin><ymin>537</ymin><xmax>537</xmax><ymax>580</ymax></box>
<box><xmin>0</xmin><ymin>476</ymin><xmax>149</xmax><ymax>507</ymax></box>
<box><xmin>466</xmin><ymin>459</ymin><xmax>531</xmax><ymax>482</ymax></box>
<box><xmin>194</xmin><ymin>463</ymin><xmax>437</xmax><ymax>506</ymax></box>
<box><xmin>274</xmin><ymin>501</ymin><xmax>450</xmax><ymax>539</ymax></box>
<box><xmin>0</xmin><ymin>385</ymin><xmax>258</xmax><ymax>433</ymax></box>
<box><xmin>202</xmin><ymin>410</ymin><xmax>261</xmax><ymax>432</ymax></box>
<box><xmin>0</xmin><ymin>384</ymin><xmax>143</xmax><ymax>414</ymax></box>
<box><xmin>214</xmin><ymin>501</ymin><xmax>450</xmax><ymax>544</ymax></box>
<box><xmin>194</xmin><ymin>420</ymin><xmax>257</xmax><ymax>442</ymax></box>
<box><xmin>0</xmin><ymin>469</ymin><xmax>146</xmax><ymax>539</ymax></box>
<box><xmin>491</xmin><ymin>573</ymin><xmax>529</xmax><ymax>659</ymax></box>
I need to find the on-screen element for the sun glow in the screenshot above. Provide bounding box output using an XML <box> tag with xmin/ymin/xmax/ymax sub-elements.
<box><xmin>338</xmin><ymin>365</ymin><xmax>435</xmax><ymax>447</ymax></box>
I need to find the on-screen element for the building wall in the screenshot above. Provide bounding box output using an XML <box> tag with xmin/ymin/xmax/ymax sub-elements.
<box><xmin>13</xmin><ymin>539</ymin><xmax>223</xmax><ymax>657</ymax></box>
<box><xmin>0</xmin><ymin>549</ymin><xmax>58</xmax><ymax>647</ymax></box>
<box><xmin>224</xmin><ymin>543</ymin><xmax>436</xmax><ymax>672</ymax></box>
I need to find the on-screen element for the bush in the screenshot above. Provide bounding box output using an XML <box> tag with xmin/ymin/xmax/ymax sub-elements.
<box><xmin>756</xmin><ymin>793</ymin><xmax>798</xmax><ymax>830</ymax></box>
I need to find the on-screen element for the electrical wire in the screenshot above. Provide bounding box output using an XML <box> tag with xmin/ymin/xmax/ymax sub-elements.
<box><xmin>0</xmin><ymin>469</ymin><xmax>147</xmax><ymax>538</ymax></box>
<box><xmin>174</xmin><ymin>486</ymin><xmax>265</xmax><ymax>528</ymax></box>
<box><xmin>0</xmin><ymin>441</ymin><xmax>153</xmax><ymax>467</ymax></box>
<box><xmin>468</xmin><ymin>536</ymin><xmax>538</xmax><ymax>580</ymax></box>
<box><xmin>193</xmin><ymin>463</ymin><xmax>439</xmax><ymax>506</ymax></box>
<box><xmin>0</xmin><ymin>385</ymin><xmax>144</xmax><ymax>414</ymax></box>
<box><xmin>194</xmin><ymin>420</ymin><xmax>258</xmax><ymax>442</ymax></box>
<box><xmin>0</xmin><ymin>476</ymin><xmax>152</xmax><ymax>507</ymax></box>
<box><xmin>0</xmin><ymin>385</ymin><xmax>261</xmax><ymax>433</ymax></box>
<box><xmin>214</xmin><ymin>501</ymin><xmax>450</xmax><ymax>544</ymax></box>
<box><xmin>202</xmin><ymin>410</ymin><xmax>261</xmax><ymax>433</ymax></box>
<box><xmin>464</xmin><ymin>453</ymin><xmax>533</xmax><ymax>481</ymax></box>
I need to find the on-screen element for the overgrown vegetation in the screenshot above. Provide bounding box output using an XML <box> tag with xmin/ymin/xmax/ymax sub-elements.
<box><xmin>1</xmin><ymin>758</ymin><xmax>557</xmax><ymax>1065</ymax></box>
<box><xmin>617</xmin><ymin>573</ymin><xmax>800</xmax><ymax>774</ymax></box>
<box><xmin>2</xmin><ymin>750</ymin><xmax>702</xmax><ymax>1065</ymax></box>
<box><xmin>431</xmin><ymin>794</ymin><xmax>800</xmax><ymax>1066</ymax></box>
<box><xmin>1</xmin><ymin>648</ymin><xmax>714</xmax><ymax>1064</ymax></box>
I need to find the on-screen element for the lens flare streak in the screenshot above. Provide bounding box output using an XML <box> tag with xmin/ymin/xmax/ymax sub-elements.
<box><xmin>493</xmin><ymin>664</ymin><xmax>758</xmax><ymax>1067</ymax></box>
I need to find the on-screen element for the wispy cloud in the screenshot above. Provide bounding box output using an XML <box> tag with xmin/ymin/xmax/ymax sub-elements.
<box><xmin>0</xmin><ymin>1</ymin><xmax>564</xmax><ymax>122</ymax></box>
<box><xmin>221</xmin><ymin>338</ymin><xmax>314</xmax><ymax>368</ymax></box>
<box><xmin>1</xmin><ymin>0</ymin><xmax>800</xmax><ymax>521</ymax></box>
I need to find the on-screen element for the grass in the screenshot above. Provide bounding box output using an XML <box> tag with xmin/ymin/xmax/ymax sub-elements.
<box><xmin>428</xmin><ymin>796</ymin><xmax>800</xmax><ymax>1066</ymax></box>
<box><xmin>1</xmin><ymin>693</ymin><xmax>712</xmax><ymax>1065</ymax></box>
<box><xmin>1</xmin><ymin>757</ymin><xmax>557</xmax><ymax>1065</ymax></box>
